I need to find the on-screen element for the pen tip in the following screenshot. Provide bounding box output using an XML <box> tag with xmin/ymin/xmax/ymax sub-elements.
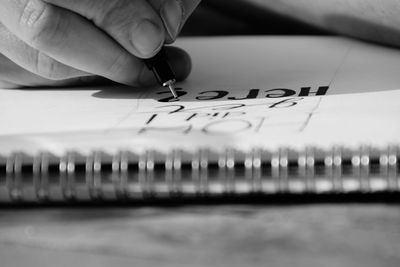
<box><xmin>169</xmin><ymin>84</ymin><xmax>178</xmax><ymax>99</ymax></box>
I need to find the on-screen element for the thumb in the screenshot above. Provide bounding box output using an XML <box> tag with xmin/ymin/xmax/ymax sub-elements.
<box><xmin>148</xmin><ymin>0</ymin><xmax>201</xmax><ymax>42</ymax></box>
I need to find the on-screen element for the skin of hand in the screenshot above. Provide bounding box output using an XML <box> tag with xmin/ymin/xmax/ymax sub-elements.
<box><xmin>0</xmin><ymin>0</ymin><xmax>201</xmax><ymax>88</ymax></box>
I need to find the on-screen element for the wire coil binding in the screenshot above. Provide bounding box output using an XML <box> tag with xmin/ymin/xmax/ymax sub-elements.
<box><xmin>0</xmin><ymin>146</ymin><xmax>399</xmax><ymax>203</ymax></box>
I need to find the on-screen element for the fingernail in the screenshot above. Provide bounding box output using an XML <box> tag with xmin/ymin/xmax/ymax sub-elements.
<box><xmin>131</xmin><ymin>19</ymin><xmax>164</xmax><ymax>57</ymax></box>
<box><xmin>161</xmin><ymin>0</ymin><xmax>184</xmax><ymax>40</ymax></box>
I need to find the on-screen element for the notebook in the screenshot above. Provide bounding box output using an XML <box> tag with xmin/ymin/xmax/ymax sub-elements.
<box><xmin>1</xmin><ymin>36</ymin><xmax>400</xmax><ymax>203</ymax></box>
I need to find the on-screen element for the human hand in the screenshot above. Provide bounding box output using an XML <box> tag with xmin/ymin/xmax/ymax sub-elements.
<box><xmin>0</xmin><ymin>0</ymin><xmax>200</xmax><ymax>88</ymax></box>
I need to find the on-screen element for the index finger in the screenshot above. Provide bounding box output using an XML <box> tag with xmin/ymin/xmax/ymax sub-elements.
<box><xmin>0</xmin><ymin>0</ymin><xmax>149</xmax><ymax>86</ymax></box>
<box><xmin>44</xmin><ymin>0</ymin><xmax>168</xmax><ymax>58</ymax></box>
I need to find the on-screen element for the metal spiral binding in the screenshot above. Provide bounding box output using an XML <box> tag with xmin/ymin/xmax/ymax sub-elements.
<box><xmin>0</xmin><ymin>146</ymin><xmax>399</xmax><ymax>203</ymax></box>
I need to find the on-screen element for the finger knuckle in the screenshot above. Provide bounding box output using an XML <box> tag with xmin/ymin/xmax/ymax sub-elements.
<box><xmin>106</xmin><ymin>50</ymin><xmax>130</xmax><ymax>74</ymax></box>
<box><xmin>19</xmin><ymin>0</ymin><xmax>47</xmax><ymax>27</ymax></box>
<box><xmin>34</xmin><ymin>52</ymin><xmax>64</xmax><ymax>80</ymax></box>
<box><xmin>105</xmin><ymin>50</ymin><xmax>138</xmax><ymax>84</ymax></box>
<box><xmin>94</xmin><ymin>0</ymin><xmax>143</xmax><ymax>31</ymax></box>
<box><xmin>20</xmin><ymin>0</ymin><xmax>64</xmax><ymax>49</ymax></box>
<box><xmin>93</xmin><ymin>0</ymin><xmax>123</xmax><ymax>27</ymax></box>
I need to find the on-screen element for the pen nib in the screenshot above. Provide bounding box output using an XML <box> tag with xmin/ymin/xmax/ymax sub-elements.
<box><xmin>169</xmin><ymin>84</ymin><xmax>178</xmax><ymax>99</ymax></box>
<box><xmin>164</xmin><ymin>80</ymin><xmax>178</xmax><ymax>99</ymax></box>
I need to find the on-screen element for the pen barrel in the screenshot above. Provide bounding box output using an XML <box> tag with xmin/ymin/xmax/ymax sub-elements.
<box><xmin>144</xmin><ymin>48</ymin><xmax>176</xmax><ymax>86</ymax></box>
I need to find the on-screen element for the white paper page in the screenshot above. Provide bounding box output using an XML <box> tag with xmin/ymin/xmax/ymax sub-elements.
<box><xmin>1</xmin><ymin>37</ymin><xmax>400</xmax><ymax>154</ymax></box>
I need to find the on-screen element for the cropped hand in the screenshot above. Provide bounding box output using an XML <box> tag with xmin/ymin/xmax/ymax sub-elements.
<box><xmin>0</xmin><ymin>0</ymin><xmax>200</xmax><ymax>88</ymax></box>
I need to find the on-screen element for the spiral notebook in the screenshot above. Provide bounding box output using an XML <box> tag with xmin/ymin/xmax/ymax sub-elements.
<box><xmin>2</xmin><ymin>36</ymin><xmax>400</xmax><ymax>203</ymax></box>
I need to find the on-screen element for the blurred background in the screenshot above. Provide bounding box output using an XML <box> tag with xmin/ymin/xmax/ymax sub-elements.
<box><xmin>181</xmin><ymin>0</ymin><xmax>328</xmax><ymax>36</ymax></box>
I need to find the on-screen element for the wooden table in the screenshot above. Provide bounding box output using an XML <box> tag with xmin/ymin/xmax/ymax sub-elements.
<box><xmin>1</xmin><ymin>200</ymin><xmax>400</xmax><ymax>267</ymax></box>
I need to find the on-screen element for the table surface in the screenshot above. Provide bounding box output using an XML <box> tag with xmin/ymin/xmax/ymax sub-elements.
<box><xmin>1</xmin><ymin>202</ymin><xmax>400</xmax><ymax>267</ymax></box>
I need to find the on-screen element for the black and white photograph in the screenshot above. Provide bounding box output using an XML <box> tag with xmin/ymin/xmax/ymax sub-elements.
<box><xmin>1</xmin><ymin>1</ymin><xmax>400</xmax><ymax>266</ymax></box>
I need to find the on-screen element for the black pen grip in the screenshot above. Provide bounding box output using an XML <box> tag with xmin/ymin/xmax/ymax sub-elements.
<box><xmin>144</xmin><ymin>48</ymin><xmax>176</xmax><ymax>86</ymax></box>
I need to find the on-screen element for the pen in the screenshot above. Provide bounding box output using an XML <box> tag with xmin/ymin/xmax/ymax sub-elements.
<box><xmin>144</xmin><ymin>47</ymin><xmax>178</xmax><ymax>98</ymax></box>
